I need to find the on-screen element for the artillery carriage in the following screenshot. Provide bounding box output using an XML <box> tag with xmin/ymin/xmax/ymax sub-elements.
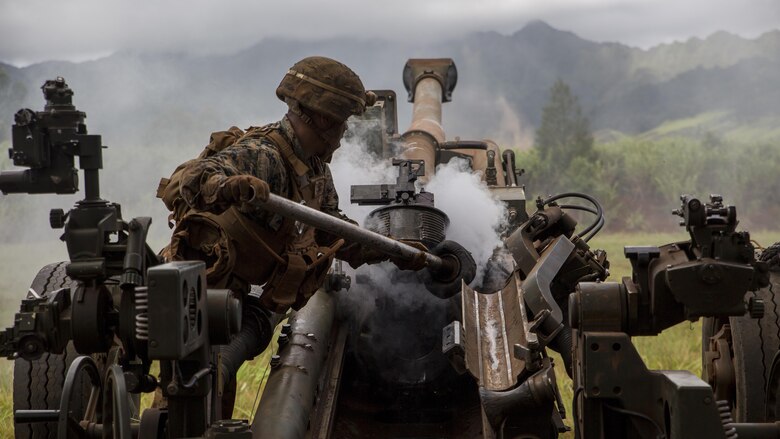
<box><xmin>1</xmin><ymin>59</ymin><xmax>779</xmax><ymax>439</ymax></box>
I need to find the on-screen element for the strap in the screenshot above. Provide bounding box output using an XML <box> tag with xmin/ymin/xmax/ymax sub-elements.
<box><xmin>266</xmin><ymin>130</ymin><xmax>310</xmax><ymax>177</ymax></box>
<box><xmin>224</xmin><ymin>208</ymin><xmax>287</xmax><ymax>265</ymax></box>
<box><xmin>306</xmin><ymin>239</ymin><xmax>345</xmax><ymax>270</ymax></box>
<box><xmin>262</xmin><ymin>253</ymin><xmax>309</xmax><ymax>312</ymax></box>
<box><xmin>239</xmin><ymin>123</ymin><xmax>310</xmax><ymax>178</ymax></box>
<box><xmin>286</xmin><ymin>69</ymin><xmax>365</xmax><ymax>106</ymax></box>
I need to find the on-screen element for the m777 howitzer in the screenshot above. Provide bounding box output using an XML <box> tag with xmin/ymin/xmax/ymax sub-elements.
<box><xmin>0</xmin><ymin>77</ymin><xmax>253</xmax><ymax>438</ymax></box>
<box><xmin>248</xmin><ymin>59</ymin><xmax>613</xmax><ymax>439</ymax></box>
<box><xmin>0</xmin><ymin>75</ymin><xmax>481</xmax><ymax>438</ymax></box>
<box><xmin>2</xmin><ymin>59</ymin><xmax>736</xmax><ymax>439</ymax></box>
<box><xmin>0</xmin><ymin>65</ymin><xmax>490</xmax><ymax>438</ymax></box>
<box><xmin>568</xmin><ymin>194</ymin><xmax>780</xmax><ymax>439</ymax></box>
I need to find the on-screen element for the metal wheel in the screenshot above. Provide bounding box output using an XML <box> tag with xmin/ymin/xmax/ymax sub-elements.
<box><xmin>56</xmin><ymin>356</ymin><xmax>102</xmax><ymax>438</ymax></box>
<box><xmin>102</xmin><ymin>365</ymin><xmax>133</xmax><ymax>439</ymax></box>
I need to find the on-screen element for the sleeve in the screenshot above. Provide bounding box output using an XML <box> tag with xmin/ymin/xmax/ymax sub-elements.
<box><xmin>179</xmin><ymin>139</ymin><xmax>288</xmax><ymax>213</ymax></box>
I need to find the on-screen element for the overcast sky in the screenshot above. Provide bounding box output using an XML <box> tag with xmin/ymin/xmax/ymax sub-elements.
<box><xmin>1</xmin><ymin>0</ymin><xmax>779</xmax><ymax>67</ymax></box>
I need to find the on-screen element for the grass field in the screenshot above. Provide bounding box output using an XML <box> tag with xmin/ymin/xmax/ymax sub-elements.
<box><xmin>0</xmin><ymin>231</ymin><xmax>777</xmax><ymax>438</ymax></box>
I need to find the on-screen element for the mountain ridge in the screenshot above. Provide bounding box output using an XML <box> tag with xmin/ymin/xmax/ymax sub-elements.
<box><xmin>0</xmin><ymin>20</ymin><xmax>778</xmax><ymax>151</ymax></box>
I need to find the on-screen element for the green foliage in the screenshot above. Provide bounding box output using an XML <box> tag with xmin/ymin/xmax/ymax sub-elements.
<box><xmin>534</xmin><ymin>79</ymin><xmax>594</xmax><ymax>170</ymax></box>
<box><xmin>2</xmin><ymin>233</ymin><xmax>780</xmax><ymax>437</ymax></box>
<box><xmin>520</xmin><ymin>133</ymin><xmax>780</xmax><ymax>231</ymax></box>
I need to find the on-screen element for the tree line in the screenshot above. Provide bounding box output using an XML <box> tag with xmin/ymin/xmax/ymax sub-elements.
<box><xmin>518</xmin><ymin>80</ymin><xmax>780</xmax><ymax>232</ymax></box>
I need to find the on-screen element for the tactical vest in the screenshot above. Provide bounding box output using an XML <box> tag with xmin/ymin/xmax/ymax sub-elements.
<box><xmin>158</xmin><ymin>124</ymin><xmax>343</xmax><ymax>312</ymax></box>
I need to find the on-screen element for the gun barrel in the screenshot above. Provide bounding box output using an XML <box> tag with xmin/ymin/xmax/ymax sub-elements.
<box><xmin>409</xmin><ymin>77</ymin><xmax>445</xmax><ymax>142</ymax></box>
<box><xmin>400</xmin><ymin>59</ymin><xmax>457</xmax><ymax>182</ymax></box>
<box><xmin>261</xmin><ymin>193</ymin><xmax>449</xmax><ymax>273</ymax></box>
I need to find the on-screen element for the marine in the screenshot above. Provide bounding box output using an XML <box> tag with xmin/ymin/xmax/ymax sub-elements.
<box><xmin>157</xmin><ymin>56</ymin><xmax>423</xmax><ymax>417</ymax></box>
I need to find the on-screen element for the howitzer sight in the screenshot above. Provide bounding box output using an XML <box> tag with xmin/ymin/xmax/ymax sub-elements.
<box><xmin>0</xmin><ymin>77</ymin><xmax>104</xmax><ymax>199</ymax></box>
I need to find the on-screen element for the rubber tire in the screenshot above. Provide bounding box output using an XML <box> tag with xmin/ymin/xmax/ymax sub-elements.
<box><xmin>718</xmin><ymin>242</ymin><xmax>780</xmax><ymax>422</ymax></box>
<box><xmin>763</xmin><ymin>242</ymin><xmax>780</xmax><ymax>272</ymax></box>
<box><xmin>12</xmin><ymin>262</ymin><xmax>101</xmax><ymax>439</ymax></box>
<box><xmin>418</xmin><ymin>240</ymin><xmax>477</xmax><ymax>299</ymax></box>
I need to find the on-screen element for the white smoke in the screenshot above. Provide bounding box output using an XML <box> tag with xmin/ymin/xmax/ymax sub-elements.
<box><xmin>329</xmin><ymin>133</ymin><xmax>397</xmax><ymax>226</ymax></box>
<box><xmin>331</xmin><ymin>127</ymin><xmax>507</xmax><ymax>287</ymax></box>
<box><xmin>329</xmin><ymin>140</ymin><xmax>509</xmax><ymax>384</ymax></box>
<box><xmin>424</xmin><ymin>158</ymin><xmax>507</xmax><ymax>285</ymax></box>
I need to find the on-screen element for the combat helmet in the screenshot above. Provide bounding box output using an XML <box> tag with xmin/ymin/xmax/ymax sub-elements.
<box><xmin>276</xmin><ymin>56</ymin><xmax>374</xmax><ymax>123</ymax></box>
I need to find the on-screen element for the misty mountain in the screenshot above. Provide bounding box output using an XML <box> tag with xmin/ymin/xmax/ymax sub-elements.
<box><xmin>2</xmin><ymin>21</ymin><xmax>779</xmax><ymax>150</ymax></box>
<box><xmin>0</xmin><ymin>21</ymin><xmax>778</xmax><ymax>226</ymax></box>
<box><xmin>0</xmin><ymin>20</ymin><xmax>778</xmax><ymax>245</ymax></box>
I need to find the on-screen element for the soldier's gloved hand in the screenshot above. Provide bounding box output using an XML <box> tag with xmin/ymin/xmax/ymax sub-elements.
<box><xmin>220</xmin><ymin>175</ymin><xmax>270</xmax><ymax>207</ymax></box>
<box><xmin>390</xmin><ymin>240</ymin><xmax>429</xmax><ymax>271</ymax></box>
<box><xmin>354</xmin><ymin>246</ymin><xmax>387</xmax><ymax>266</ymax></box>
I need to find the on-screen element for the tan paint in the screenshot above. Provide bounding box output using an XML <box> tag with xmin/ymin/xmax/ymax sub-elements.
<box><xmin>401</xmin><ymin>77</ymin><xmax>444</xmax><ymax>183</ymax></box>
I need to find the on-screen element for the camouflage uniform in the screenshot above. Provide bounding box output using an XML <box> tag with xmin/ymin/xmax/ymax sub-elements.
<box><xmin>159</xmin><ymin>56</ymin><xmax>373</xmax><ymax>418</ymax></box>
<box><xmin>164</xmin><ymin>115</ymin><xmax>365</xmax><ymax>312</ymax></box>
<box><xmin>178</xmin><ymin>117</ymin><xmax>351</xmax><ymax>233</ymax></box>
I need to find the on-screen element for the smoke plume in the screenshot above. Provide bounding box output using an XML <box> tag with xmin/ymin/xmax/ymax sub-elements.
<box><xmin>425</xmin><ymin>158</ymin><xmax>507</xmax><ymax>285</ymax></box>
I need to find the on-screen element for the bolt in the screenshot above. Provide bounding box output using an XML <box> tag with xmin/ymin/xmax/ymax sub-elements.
<box><xmin>270</xmin><ymin>355</ymin><xmax>281</xmax><ymax>368</ymax></box>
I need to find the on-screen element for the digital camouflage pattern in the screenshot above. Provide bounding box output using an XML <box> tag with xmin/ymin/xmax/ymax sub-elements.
<box><xmin>163</xmin><ymin>56</ymin><xmax>377</xmax><ymax>306</ymax></box>
<box><xmin>162</xmin><ymin>114</ymin><xmax>372</xmax><ymax>310</ymax></box>
<box><xmin>276</xmin><ymin>56</ymin><xmax>371</xmax><ymax>123</ymax></box>
<box><xmin>178</xmin><ymin>117</ymin><xmax>348</xmax><ymax>231</ymax></box>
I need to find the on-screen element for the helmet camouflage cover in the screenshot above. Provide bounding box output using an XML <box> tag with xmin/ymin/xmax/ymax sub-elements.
<box><xmin>276</xmin><ymin>56</ymin><xmax>371</xmax><ymax>123</ymax></box>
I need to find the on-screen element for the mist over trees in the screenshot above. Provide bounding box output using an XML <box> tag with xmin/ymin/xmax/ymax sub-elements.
<box><xmin>535</xmin><ymin>79</ymin><xmax>593</xmax><ymax>164</ymax></box>
<box><xmin>0</xmin><ymin>21</ymin><xmax>779</xmax><ymax>237</ymax></box>
<box><xmin>531</xmin><ymin>79</ymin><xmax>595</xmax><ymax>197</ymax></box>
<box><xmin>518</xmin><ymin>79</ymin><xmax>780</xmax><ymax>231</ymax></box>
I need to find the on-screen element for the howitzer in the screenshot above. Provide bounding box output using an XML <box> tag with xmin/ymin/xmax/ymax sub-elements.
<box><xmin>569</xmin><ymin>194</ymin><xmax>780</xmax><ymax>439</ymax></box>
<box><xmin>442</xmin><ymin>193</ymin><xmax>610</xmax><ymax>438</ymax></box>
<box><xmin>12</xmin><ymin>59</ymin><xmax>771</xmax><ymax>439</ymax></box>
<box><xmin>0</xmin><ymin>62</ymin><xmax>539</xmax><ymax>439</ymax></box>
<box><xmin>0</xmin><ymin>78</ymin><xmax>246</xmax><ymax>438</ymax></box>
<box><xmin>251</xmin><ymin>58</ymin><xmax>608</xmax><ymax>439</ymax></box>
<box><xmin>255</xmin><ymin>191</ymin><xmax>476</xmax><ymax>297</ymax></box>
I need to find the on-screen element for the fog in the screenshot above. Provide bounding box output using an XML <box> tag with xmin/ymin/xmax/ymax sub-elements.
<box><xmin>0</xmin><ymin>21</ymin><xmax>779</xmax><ymax>305</ymax></box>
<box><xmin>2</xmin><ymin>0</ymin><xmax>778</xmax><ymax>66</ymax></box>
